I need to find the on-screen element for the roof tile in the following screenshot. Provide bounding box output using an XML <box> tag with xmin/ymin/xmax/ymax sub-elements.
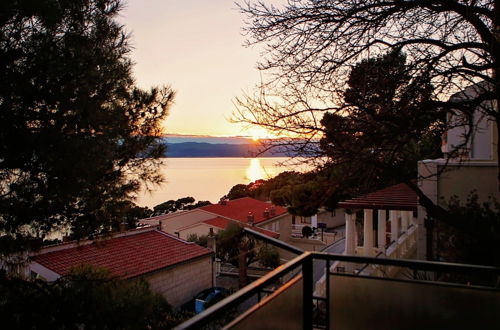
<box><xmin>338</xmin><ymin>183</ymin><xmax>418</xmax><ymax>211</ymax></box>
<box><xmin>32</xmin><ymin>230</ymin><xmax>212</xmax><ymax>279</ymax></box>
<box><xmin>203</xmin><ymin>217</ymin><xmax>280</xmax><ymax>238</ymax></box>
<box><xmin>200</xmin><ymin>197</ymin><xmax>287</xmax><ymax>224</ymax></box>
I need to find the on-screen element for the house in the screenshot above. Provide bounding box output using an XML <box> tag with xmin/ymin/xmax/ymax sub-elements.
<box><xmin>333</xmin><ymin>81</ymin><xmax>498</xmax><ymax>263</ymax></box>
<box><xmin>140</xmin><ymin>197</ymin><xmax>291</xmax><ymax>241</ymax></box>
<box><xmin>140</xmin><ymin>197</ymin><xmax>344</xmax><ymax>256</ymax></box>
<box><xmin>29</xmin><ymin>227</ymin><xmax>214</xmax><ymax>307</ymax></box>
<box><xmin>178</xmin><ymin>216</ymin><xmax>280</xmax><ymax>239</ymax></box>
<box><xmin>417</xmin><ymin>82</ymin><xmax>499</xmax><ymax>259</ymax></box>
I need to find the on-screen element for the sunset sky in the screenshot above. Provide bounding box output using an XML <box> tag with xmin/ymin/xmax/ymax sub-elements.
<box><xmin>119</xmin><ymin>0</ymin><xmax>277</xmax><ymax>138</ymax></box>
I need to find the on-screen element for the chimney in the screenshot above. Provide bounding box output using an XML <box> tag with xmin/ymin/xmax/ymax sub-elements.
<box><xmin>207</xmin><ymin>228</ymin><xmax>216</xmax><ymax>254</ymax></box>
<box><xmin>157</xmin><ymin>220</ymin><xmax>163</xmax><ymax>231</ymax></box>
<box><xmin>263</xmin><ymin>208</ymin><xmax>270</xmax><ymax>218</ymax></box>
<box><xmin>219</xmin><ymin>197</ymin><xmax>227</xmax><ymax>205</ymax></box>
<box><xmin>247</xmin><ymin>212</ymin><xmax>254</xmax><ymax>226</ymax></box>
<box><xmin>119</xmin><ymin>222</ymin><xmax>127</xmax><ymax>232</ymax></box>
<box><xmin>270</xmin><ymin>206</ymin><xmax>276</xmax><ymax>216</ymax></box>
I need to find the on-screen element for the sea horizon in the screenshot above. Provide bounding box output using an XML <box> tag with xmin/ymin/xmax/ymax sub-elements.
<box><xmin>135</xmin><ymin>157</ymin><xmax>310</xmax><ymax>208</ymax></box>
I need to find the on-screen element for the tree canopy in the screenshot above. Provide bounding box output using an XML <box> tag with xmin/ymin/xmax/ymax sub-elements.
<box><xmin>188</xmin><ymin>222</ymin><xmax>281</xmax><ymax>269</ymax></box>
<box><xmin>319</xmin><ymin>49</ymin><xmax>444</xmax><ymax>192</ymax></box>
<box><xmin>0</xmin><ymin>0</ymin><xmax>174</xmax><ymax>245</ymax></box>
<box><xmin>223</xmin><ymin>171</ymin><xmax>341</xmax><ymax>216</ymax></box>
<box><xmin>227</xmin><ymin>50</ymin><xmax>444</xmax><ymax>216</ymax></box>
<box><xmin>0</xmin><ymin>265</ymin><xmax>178</xmax><ymax>329</ymax></box>
<box><xmin>438</xmin><ymin>193</ymin><xmax>500</xmax><ymax>266</ymax></box>
<box><xmin>235</xmin><ymin>0</ymin><xmax>499</xmax><ymax>186</ymax></box>
<box><xmin>152</xmin><ymin>197</ymin><xmax>211</xmax><ymax>216</ymax></box>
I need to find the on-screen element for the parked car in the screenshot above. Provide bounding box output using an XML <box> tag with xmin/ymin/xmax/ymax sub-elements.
<box><xmin>180</xmin><ymin>287</ymin><xmax>228</xmax><ymax>314</ymax></box>
<box><xmin>194</xmin><ymin>287</ymin><xmax>227</xmax><ymax>313</ymax></box>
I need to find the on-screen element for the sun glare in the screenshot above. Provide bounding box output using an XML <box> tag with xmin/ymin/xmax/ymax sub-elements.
<box><xmin>246</xmin><ymin>158</ymin><xmax>265</xmax><ymax>182</ymax></box>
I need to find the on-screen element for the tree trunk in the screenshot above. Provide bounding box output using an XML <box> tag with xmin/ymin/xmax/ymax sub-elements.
<box><xmin>238</xmin><ymin>241</ymin><xmax>249</xmax><ymax>289</ymax></box>
<box><xmin>494</xmin><ymin>0</ymin><xmax>500</xmax><ymax>191</ymax></box>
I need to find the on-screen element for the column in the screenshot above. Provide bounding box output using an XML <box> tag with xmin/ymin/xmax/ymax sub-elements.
<box><xmin>401</xmin><ymin>211</ymin><xmax>409</xmax><ymax>234</ymax></box>
<box><xmin>311</xmin><ymin>214</ymin><xmax>318</xmax><ymax>228</ymax></box>
<box><xmin>377</xmin><ymin>209</ymin><xmax>387</xmax><ymax>251</ymax></box>
<box><xmin>409</xmin><ymin>211</ymin><xmax>416</xmax><ymax>227</ymax></box>
<box><xmin>345</xmin><ymin>212</ymin><xmax>356</xmax><ymax>255</ymax></box>
<box><xmin>390</xmin><ymin>210</ymin><xmax>399</xmax><ymax>244</ymax></box>
<box><xmin>363</xmin><ymin>209</ymin><xmax>374</xmax><ymax>256</ymax></box>
<box><xmin>417</xmin><ymin>160</ymin><xmax>438</xmax><ymax>260</ymax></box>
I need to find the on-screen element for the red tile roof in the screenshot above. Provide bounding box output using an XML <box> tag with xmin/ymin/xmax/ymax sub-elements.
<box><xmin>32</xmin><ymin>229</ymin><xmax>212</xmax><ymax>279</ymax></box>
<box><xmin>338</xmin><ymin>183</ymin><xmax>418</xmax><ymax>211</ymax></box>
<box><xmin>203</xmin><ymin>217</ymin><xmax>280</xmax><ymax>239</ymax></box>
<box><xmin>200</xmin><ymin>197</ymin><xmax>287</xmax><ymax>225</ymax></box>
<box><xmin>203</xmin><ymin>216</ymin><xmax>233</xmax><ymax>229</ymax></box>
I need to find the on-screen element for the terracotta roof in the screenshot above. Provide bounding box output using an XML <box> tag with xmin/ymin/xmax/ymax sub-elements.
<box><xmin>203</xmin><ymin>216</ymin><xmax>234</xmax><ymax>229</ymax></box>
<box><xmin>203</xmin><ymin>217</ymin><xmax>280</xmax><ymax>239</ymax></box>
<box><xmin>200</xmin><ymin>197</ymin><xmax>287</xmax><ymax>225</ymax></box>
<box><xmin>32</xmin><ymin>229</ymin><xmax>212</xmax><ymax>279</ymax></box>
<box><xmin>338</xmin><ymin>183</ymin><xmax>418</xmax><ymax>211</ymax></box>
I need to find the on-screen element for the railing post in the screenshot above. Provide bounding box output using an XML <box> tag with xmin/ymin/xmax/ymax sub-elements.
<box><xmin>303</xmin><ymin>254</ymin><xmax>313</xmax><ymax>330</ymax></box>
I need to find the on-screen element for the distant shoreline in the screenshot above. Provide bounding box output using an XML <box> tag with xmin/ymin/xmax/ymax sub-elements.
<box><xmin>165</xmin><ymin>155</ymin><xmax>289</xmax><ymax>158</ymax></box>
<box><xmin>163</xmin><ymin>142</ymin><xmax>298</xmax><ymax>158</ymax></box>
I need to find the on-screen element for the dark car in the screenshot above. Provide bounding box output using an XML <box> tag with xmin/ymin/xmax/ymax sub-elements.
<box><xmin>194</xmin><ymin>287</ymin><xmax>227</xmax><ymax>313</ymax></box>
<box><xmin>180</xmin><ymin>287</ymin><xmax>228</xmax><ymax>314</ymax></box>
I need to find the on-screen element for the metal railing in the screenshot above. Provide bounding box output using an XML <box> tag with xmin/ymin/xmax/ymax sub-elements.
<box><xmin>176</xmin><ymin>249</ymin><xmax>500</xmax><ymax>330</ymax></box>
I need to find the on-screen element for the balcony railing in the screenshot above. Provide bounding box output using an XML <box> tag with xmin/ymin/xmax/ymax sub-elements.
<box><xmin>291</xmin><ymin>224</ymin><xmax>345</xmax><ymax>246</ymax></box>
<box><xmin>176</xmin><ymin>230</ymin><xmax>500</xmax><ymax>330</ymax></box>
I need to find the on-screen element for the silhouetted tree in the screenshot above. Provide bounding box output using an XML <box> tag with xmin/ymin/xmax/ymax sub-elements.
<box><xmin>184</xmin><ymin>200</ymin><xmax>211</xmax><ymax>210</ymax></box>
<box><xmin>191</xmin><ymin>223</ymin><xmax>281</xmax><ymax>286</ymax></box>
<box><xmin>152</xmin><ymin>197</ymin><xmax>210</xmax><ymax>215</ymax></box>
<box><xmin>319</xmin><ymin>50</ymin><xmax>443</xmax><ymax>193</ymax></box>
<box><xmin>438</xmin><ymin>193</ymin><xmax>500</xmax><ymax>266</ymax></box>
<box><xmin>0</xmin><ymin>0</ymin><xmax>174</xmax><ymax>245</ymax></box>
<box><xmin>223</xmin><ymin>170</ymin><xmax>345</xmax><ymax>216</ymax></box>
<box><xmin>225</xmin><ymin>184</ymin><xmax>250</xmax><ymax>200</ymax></box>
<box><xmin>0</xmin><ymin>265</ymin><xmax>177</xmax><ymax>329</ymax></box>
<box><xmin>235</xmin><ymin>0</ymin><xmax>499</xmax><ymax>187</ymax></box>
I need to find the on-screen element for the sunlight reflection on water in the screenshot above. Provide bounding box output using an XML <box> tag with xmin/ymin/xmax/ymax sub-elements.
<box><xmin>136</xmin><ymin>157</ymin><xmax>309</xmax><ymax>207</ymax></box>
<box><xmin>245</xmin><ymin>158</ymin><xmax>269</xmax><ymax>182</ymax></box>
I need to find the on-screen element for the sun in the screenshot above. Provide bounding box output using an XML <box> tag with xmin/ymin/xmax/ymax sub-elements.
<box><xmin>252</xmin><ymin>135</ymin><xmax>260</xmax><ymax>142</ymax></box>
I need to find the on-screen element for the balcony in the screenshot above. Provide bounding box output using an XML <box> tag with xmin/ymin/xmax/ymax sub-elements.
<box><xmin>176</xmin><ymin>248</ymin><xmax>500</xmax><ymax>329</ymax></box>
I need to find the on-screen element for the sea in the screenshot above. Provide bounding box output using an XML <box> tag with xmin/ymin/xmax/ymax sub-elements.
<box><xmin>135</xmin><ymin>157</ymin><xmax>309</xmax><ymax>208</ymax></box>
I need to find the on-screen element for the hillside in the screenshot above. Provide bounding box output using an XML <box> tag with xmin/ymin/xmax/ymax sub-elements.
<box><xmin>164</xmin><ymin>142</ymin><xmax>290</xmax><ymax>157</ymax></box>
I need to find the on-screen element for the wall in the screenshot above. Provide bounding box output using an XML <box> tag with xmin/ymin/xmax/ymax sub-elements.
<box><xmin>143</xmin><ymin>256</ymin><xmax>213</xmax><ymax>307</ymax></box>
<box><xmin>177</xmin><ymin>223</ymin><xmax>222</xmax><ymax>240</ymax></box>
<box><xmin>418</xmin><ymin>159</ymin><xmax>499</xmax><ymax>260</ymax></box>
<box><xmin>317</xmin><ymin>209</ymin><xmax>345</xmax><ymax>228</ymax></box>
<box><xmin>258</xmin><ymin>213</ymin><xmax>293</xmax><ymax>243</ymax></box>
<box><xmin>329</xmin><ymin>274</ymin><xmax>500</xmax><ymax>329</ymax></box>
<box><xmin>160</xmin><ymin>209</ymin><xmax>215</xmax><ymax>235</ymax></box>
<box><xmin>227</xmin><ymin>275</ymin><xmax>303</xmax><ymax>330</ymax></box>
<box><xmin>437</xmin><ymin>163</ymin><xmax>499</xmax><ymax>205</ymax></box>
<box><xmin>289</xmin><ymin>238</ymin><xmax>326</xmax><ymax>252</ymax></box>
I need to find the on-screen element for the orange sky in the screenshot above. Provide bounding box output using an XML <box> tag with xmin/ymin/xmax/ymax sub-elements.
<box><xmin>119</xmin><ymin>0</ymin><xmax>282</xmax><ymax>137</ymax></box>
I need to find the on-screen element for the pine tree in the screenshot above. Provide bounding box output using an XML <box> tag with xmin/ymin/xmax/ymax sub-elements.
<box><xmin>0</xmin><ymin>0</ymin><xmax>174</xmax><ymax>246</ymax></box>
